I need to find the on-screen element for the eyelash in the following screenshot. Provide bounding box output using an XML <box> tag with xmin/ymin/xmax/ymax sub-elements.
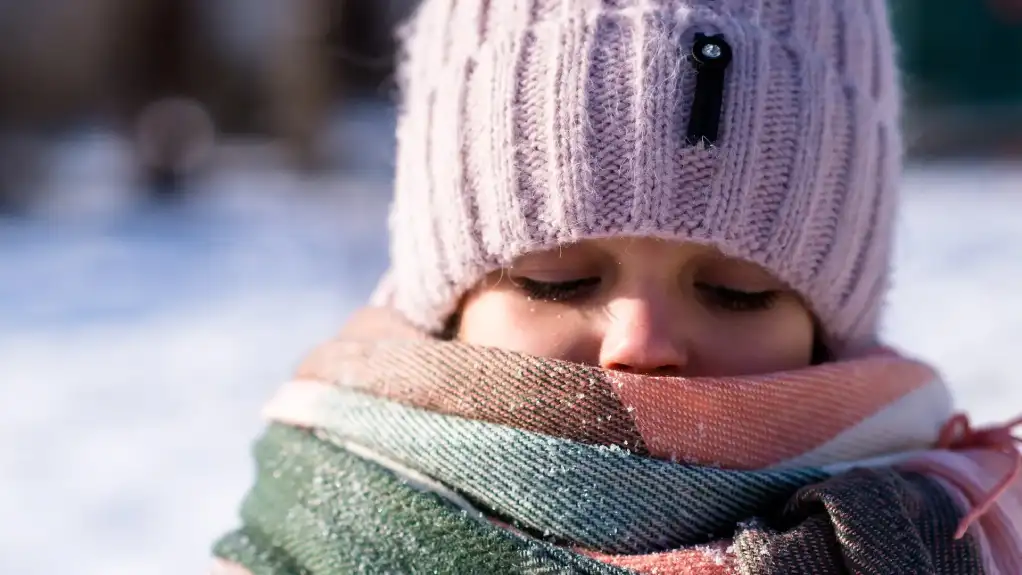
<box><xmin>695</xmin><ymin>283</ymin><xmax>779</xmax><ymax>312</ymax></box>
<box><xmin>513</xmin><ymin>277</ymin><xmax>601</xmax><ymax>302</ymax></box>
<box><xmin>513</xmin><ymin>277</ymin><xmax>779</xmax><ymax>312</ymax></box>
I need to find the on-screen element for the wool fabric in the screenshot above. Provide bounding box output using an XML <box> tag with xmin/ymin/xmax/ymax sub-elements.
<box><xmin>210</xmin><ymin>307</ymin><xmax>1022</xmax><ymax>575</ymax></box>
<box><xmin>382</xmin><ymin>0</ymin><xmax>903</xmax><ymax>355</ymax></box>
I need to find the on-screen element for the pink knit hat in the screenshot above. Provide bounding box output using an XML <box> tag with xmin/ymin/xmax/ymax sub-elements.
<box><xmin>377</xmin><ymin>0</ymin><xmax>903</xmax><ymax>357</ymax></box>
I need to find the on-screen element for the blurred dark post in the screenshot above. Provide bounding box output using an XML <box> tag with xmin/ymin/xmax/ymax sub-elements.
<box><xmin>265</xmin><ymin>0</ymin><xmax>334</xmax><ymax>172</ymax></box>
<box><xmin>109</xmin><ymin>0</ymin><xmax>219</xmax><ymax>201</ymax></box>
<box><xmin>334</xmin><ymin>0</ymin><xmax>421</xmax><ymax>93</ymax></box>
<box><xmin>0</xmin><ymin>0</ymin><xmax>119</xmax><ymax>212</ymax></box>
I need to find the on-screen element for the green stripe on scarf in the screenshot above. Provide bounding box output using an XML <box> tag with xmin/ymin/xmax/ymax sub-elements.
<box><xmin>213</xmin><ymin>424</ymin><xmax>632</xmax><ymax>575</ymax></box>
<box><xmin>280</xmin><ymin>385</ymin><xmax>831</xmax><ymax>553</ymax></box>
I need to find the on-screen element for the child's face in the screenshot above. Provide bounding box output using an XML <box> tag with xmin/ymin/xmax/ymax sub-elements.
<box><xmin>457</xmin><ymin>238</ymin><xmax>815</xmax><ymax>377</ymax></box>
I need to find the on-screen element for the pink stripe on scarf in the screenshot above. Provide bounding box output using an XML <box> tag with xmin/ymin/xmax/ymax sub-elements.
<box><xmin>580</xmin><ymin>542</ymin><xmax>738</xmax><ymax>574</ymax></box>
<box><xmin>608</xmin><ymin>356</ymin><xmax>938</xmax><ymax>469</ymax></box>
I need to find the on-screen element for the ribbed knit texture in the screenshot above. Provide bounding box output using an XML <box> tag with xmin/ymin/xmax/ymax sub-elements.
<box><xmin>383</xmin><ymin>0</ymin><xmax>903</xmax><ymax>355</ymax></box>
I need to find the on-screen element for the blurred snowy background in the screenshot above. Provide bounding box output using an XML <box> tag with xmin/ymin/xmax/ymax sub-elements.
<box><xmin>1</xmin><ymin>1</ymin><xmax>1021</xmax><ymax>574</ymax></box>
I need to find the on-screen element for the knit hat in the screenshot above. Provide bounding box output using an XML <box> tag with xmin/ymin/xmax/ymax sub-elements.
<box><xmin>378</xmin><ymin>0</ymin><xmax>903</xmax><ymax>356</ymax></box>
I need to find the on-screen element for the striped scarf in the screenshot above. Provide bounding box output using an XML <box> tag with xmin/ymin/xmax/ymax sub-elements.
<box><xmin>211</xmin><ymin>307</ymin><xmax>1022</xmax><ymax>574</ymax></box>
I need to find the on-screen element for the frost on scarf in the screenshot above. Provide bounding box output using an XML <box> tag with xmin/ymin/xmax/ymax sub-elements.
<box><xmin>211</xmin><ymin>307</ymin><xmax>1022</xmax><ymax>574</ymax></box>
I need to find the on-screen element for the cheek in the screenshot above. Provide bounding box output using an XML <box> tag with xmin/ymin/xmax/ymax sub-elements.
<box><xmin>457</xmin><ymin>292</ymin><xmax>595</xmax><ymax>362</ymax></box>
<box><xmin>698</xmin><ymin>302</ymin><xmax>815</xmax><ymax>374</ymax></box>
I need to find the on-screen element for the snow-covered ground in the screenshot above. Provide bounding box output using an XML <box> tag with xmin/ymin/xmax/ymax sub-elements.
<box><xmin>1</xmin><ymin>103</ymin><xmax>1020</xmax><ymax>574</ymax></box>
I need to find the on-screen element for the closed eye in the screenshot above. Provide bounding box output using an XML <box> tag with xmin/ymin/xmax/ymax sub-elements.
<box><xmin>511</xmin><ymin>277</ymin><xmax>601</xmax><ymax>303</ymax></box>
<box><xmin>696</xmin><ymin>283</ymin><xmax>779</xmax><ymax>312</ymax></box>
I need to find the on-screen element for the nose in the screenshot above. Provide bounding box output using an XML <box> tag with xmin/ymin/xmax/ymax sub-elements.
<box><xmin>598</xmin><ymin>296</ymin><xmax>689</xmax><ymax>377</ymax></box>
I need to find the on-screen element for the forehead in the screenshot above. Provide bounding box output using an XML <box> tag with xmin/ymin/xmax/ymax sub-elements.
<box><xmin>513</xmin><ymin>238</ymin><xmax>725</xmax><ymax>264</ymax></box>
<box><xmin>509</xmin><ymin>237</ymin><xmax>785</xmax><ymax>281</ymax></box>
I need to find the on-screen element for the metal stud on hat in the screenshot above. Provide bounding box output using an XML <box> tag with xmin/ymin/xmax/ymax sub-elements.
<box><xmin>686</xmin><ymin>33</ymin><xmax>733</xmax><ymax>146</ymax></box>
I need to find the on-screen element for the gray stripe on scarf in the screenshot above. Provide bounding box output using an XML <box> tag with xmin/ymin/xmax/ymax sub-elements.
<box><xmin>279</xmin><ymin>387</ymin><xmax>830</xmax><ymax>554</ymax></box>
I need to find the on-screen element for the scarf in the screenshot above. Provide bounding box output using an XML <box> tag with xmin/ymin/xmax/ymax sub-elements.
<box><xmin>211</xmin><ymin>307</ymin><xmax>1022</xmax><ymax>574</ymax></box>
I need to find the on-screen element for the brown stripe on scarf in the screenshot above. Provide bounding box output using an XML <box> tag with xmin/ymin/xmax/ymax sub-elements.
<box><xmin>297</xmin><ymin>307</ymin><xmax>649</xmax><ymax>453</ymax></box>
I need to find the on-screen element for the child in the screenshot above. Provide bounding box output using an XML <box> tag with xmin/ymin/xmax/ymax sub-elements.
<box><xmin>212</xmin><ymin>0</ymin><xmax>1022</xmax><ymax>573</ymax></box>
